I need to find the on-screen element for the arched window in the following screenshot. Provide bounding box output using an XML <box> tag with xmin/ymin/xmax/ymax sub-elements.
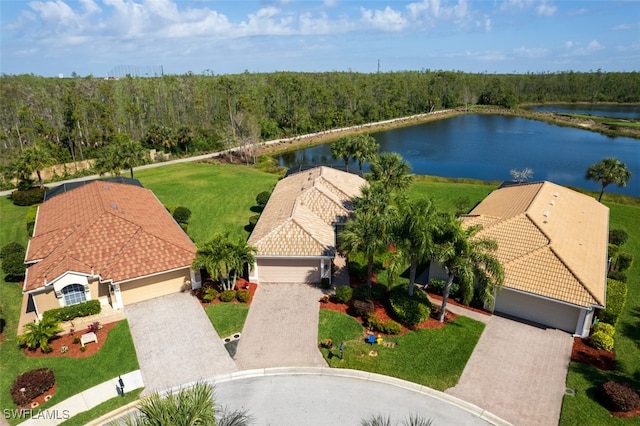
<box><xmin>62</xmin><ymin>284</ymin><xmax>86</xmax><ymax>306</ymax></box>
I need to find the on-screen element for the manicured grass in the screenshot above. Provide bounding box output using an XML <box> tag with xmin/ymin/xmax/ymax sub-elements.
<box><xmin>59</xmin><ymin>388</ymin><xmax>142</xmax><ymax>426</ymax></box>
<box><xmin>408</xmin><ymin>179</ymin><xmax>496</xmax><ymax>215</ymax></box>
<box><xmin>135</xmin><ymin>163</ymin><xmax>280</xmax><ymax>244</ymax></box>
<box><xmin>204</xmin><ymin>303</ymin><xmax>250</xmax><ymax>338</ymax></box>
<box><xmin>318</xmin><ymin>310</ymin><xmax>485</xmax><ymax>391</ymax></box>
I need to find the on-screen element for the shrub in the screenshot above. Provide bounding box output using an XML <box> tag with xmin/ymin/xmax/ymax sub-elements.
<box><xmin>220</xmin><ymin>290</ymin><xmax>237</xmax><ymax>302</ymax></box>
<box><xmin>607</xmin><ymin>270</ymin><xmax>627</xmax><ymax>283</ymax></box>
<box><xmin>321</xmin><ymin>277</ymin><xmax>331</xmax><ymax>289</ymax></box>
<box><xmin>428</xmin><ymin>278</ymin><xmax>460</xmax><ymax>298</ymax></box>
<box><xmin>2</xmin><ymin>251</ymin><xmax>27</xmax><ymax>280</ymax></box>
<box><xmin>255</xmin><ymin>191</ymin><xmax>271</xmax><ymax>210</ymax></box>
<box><xmin>388</xmin><ymin>284</ymin><xmax>431</xmax><ymax>327</ymax></box>
<box><xmin>25</xmin><ymin>205</ymin><xmax>38</xmax><ymax>236</ymax></box>
<box><xmin>590</xmin><ymin>331</ymin><xmax>614</xmax><ymax>351</ymax></box>
<box><xmin>236</xmin><ymin>289</ymin><xmax>250</xmax><ymax>303</ymax></box>
<box><xmin>353</xmin><ymin>284</ymin><xmax>386</xmax><ymax>301</ymax></box>
<box><xmin>248</xmin><ymin>215</ymin><xmax>260</xmax><ymax>229</ymax></box>
<box><xmin>351</xmin><ymin>299</ymin><xmax>375</xmax><ymax>317</ymax></box>
<box><xmin>72</xmin><ymin>336</ymin><xmax>81</xmax><ymax>344</ymax></box>
<box><xmin>42</xmin><ymin>300</ymin><xmax>101</xmax><ymax>322</ymax></box>
<box><xmin>10</xmin><ymin>187</ymin><xmax>45</xmax><ymax>206</ymax></box>
<box><xmin>599</xmin><ymin>279</ymin><xmax>628</xmax><ymax>325</ymax></box>
<box><xmin>0</xmin><ymin>241</ymin><xmax>25</xmax><ymax>259</ymax></box>
<box><xmin>600</xmin><ymin>381</ymin><xmax>640</xmax><ymax>412</ymax></box>
<box><xmin>615</xmin><ymin>252</ymin><xmax>633</xmax><ymax>272</ymax></box>
<box><xmin>172</xmin><ymin>206</ymin><xmax>192</xmax><ymax>224</ymax></box>
<box><xmin>609</xmin><ymin>229</ymin><xmax>629</xmax><ymax>246</ymax></box>
<box><xmin>593</xmin><ymin>322</ymin><xmax>615</xmax><ymax>337</ymax></box>
<box><xmin>335</xmin><ymin>286</ymin><xmax>353</xmax><ymax>304</ymax></box>
<box><xmin>11</xmin><ymin>368</ymin><xmax>55</xmax><ymax>406</ymax></box>
<box><xmin>80</xmin><ymin>346</ymin><xmax>87</xmax><ymax>352</ymax></box>
<box><xmin>165</xmin><ymin>205</ymin><xmax>177</xmax><ymax>214</ymax></box>
<box><xmin>366</xmin><ymin>313</ymin><xmax>402</xmax><ymax>335</ymax></box>
<box><xmin>202</xmin><ymin>287</ymin><xmax>219</xmax><ymax>303</ymax></box>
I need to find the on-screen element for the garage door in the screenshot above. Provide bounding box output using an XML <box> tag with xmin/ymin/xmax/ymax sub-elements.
<box><xmin>494</xmin><ymin>288</ymin><xmax>579</xmax><ymax>334</ymax></box>
<box><xmin>258</xmin><ymin>258</ymin><xmax>320</xmax><ymax>283</ymax></box>
<box><xmin>120</xmin><ymin>269</ymin><xmax>190</xmax><ymax>305</ymax></box>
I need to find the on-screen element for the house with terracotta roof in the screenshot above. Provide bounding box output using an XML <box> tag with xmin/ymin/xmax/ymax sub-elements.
<box><xmin>248</xmin><ymin>166</ymin><xmax>366</xmax><ymax>284</ymax></box>
<box><xmin>430</xmin><ymin>181</ymin><xmax>609</xmax><ymax>337</ymax></box>
<box><xmin>21</xmin><ymin>180</ymin><xmax>198</xmax><ymax>323</ymax></box>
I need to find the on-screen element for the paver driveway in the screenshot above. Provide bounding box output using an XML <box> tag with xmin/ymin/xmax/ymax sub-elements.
<box><xmin>446</xmin><ymin>315</ymin><xmax>573</xmax><ymax>426</ymax></box>
<box><xmin>126</xmin><ymin>292</ymin><xmax>237</xmax><ymax>393</ymax></box>
<box><xmin>234</xmin><ymin>283</ymin><xmax>327</xmax><ymax>369</ymax></box>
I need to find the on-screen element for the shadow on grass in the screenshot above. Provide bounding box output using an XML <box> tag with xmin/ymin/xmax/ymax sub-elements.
<box><xmin>619</xmin><ymin>307</ymin><xmax>640</xmax><ymax>352</ymax></box>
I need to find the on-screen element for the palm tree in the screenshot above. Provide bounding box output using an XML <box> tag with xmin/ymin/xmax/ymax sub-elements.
<box><xmin>120</xmin><ymin>382</ymin><xmax>252</xmax><ymax>426</ymax></box>
<box><xmin>17</xmin><ymin>144</ymin><xmax>55</xmax><ymax>188</ymax></box>
<box><xmin>351</xmin><ymin>134</ymin><xmax>379</xmax><ymax>172</ymax></box>
<box><xmin>339</xmin><ymin>183</ymin><xmax>395</xmax><ymax>288</ymax></box>
<box><xmin>117</xmin><ymin>135</ymin><xmax>149</xmax><ymax>178</ymax></box>
<box><xmin>394</xmin><ymin>197</ymin><xmax>439</xmax><ymax>296</ymax></box>
<box><xmin>18</xmin><ymin>316</ymin><xmax>62</xmax><ymax>353</ymax></box>
<box><xmin>368</xmin><ymin>152</ymin><xmax>414</xmax><ymax>193</ymax></box>
<box><xmin>95</xmin><ymin>144</ymin><xmax>122</xmax><ymax>176</ymax></box>
<box><xmin>331</xmin><ymin>136</ymin><xmax>353</xmax><ymax>167</ymax></box>
<box><xmin>585</xmin><ymin>157</ymin><xmax>632</xmax><ymax>202</ymax></box>
<box><xmin>434</xmin><ymin>216</ymin><xmax>504</xmax><ymax>322</ymax></box>
<box><xmin>193</xmin><ymin>234</ymin><xmax>257</xmax><ymax>291</ymax></box>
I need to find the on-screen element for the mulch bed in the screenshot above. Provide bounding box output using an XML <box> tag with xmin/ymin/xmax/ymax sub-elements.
<box><xmin>570</xmin><ymin>336</ymin><xmax>615</xmax><ymax>371</ymax></box>
<box><xmin>196</xmin><ymin>279</ymin><xmax>258</xmax><ymax>307</ymax></box>
<box><xmin>320</xmin><ymin>297</ymin><xmax>457</xmax><ymax>336</ymax></box>
<box><xmin>22</xmin><ymin>321</ymin><xmax>118</xmax><ymax>359</ymax></box>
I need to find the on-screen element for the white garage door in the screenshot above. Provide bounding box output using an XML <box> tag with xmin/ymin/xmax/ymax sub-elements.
<box><xmin>258</xmin><ymin>258</ymin><xmax>320</xmax><ymax>284</ymax></box>
<box><xmin>494</xmin><ymin>288</ymin><xmax>580</xmax><ymax>334</ymax></box>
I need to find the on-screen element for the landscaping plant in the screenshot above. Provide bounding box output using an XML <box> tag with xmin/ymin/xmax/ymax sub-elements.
<box><xmin>17</xmin><ymin>316</ymin><xmax>62</xmax><ymax>353</ymax></box>
<box><xmin>11</xmin><ymin>368</ymin><xmax>55</xmax><ymax>407</ymax></box>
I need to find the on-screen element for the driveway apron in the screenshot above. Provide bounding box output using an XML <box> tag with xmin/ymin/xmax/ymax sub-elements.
<box><xmin>234</xmin><ymin>283</ymin><xmax>327</xmax><ymax>369</ymax></box>
<box><xmin>126</xmin><ymin>292</ymin><xmax>237</xmax><ymax>393</ymax></box>
<box><xmin>446</xmin><ymin>315</ymin><xmax>573</xmax><ymax>426</ymax></box>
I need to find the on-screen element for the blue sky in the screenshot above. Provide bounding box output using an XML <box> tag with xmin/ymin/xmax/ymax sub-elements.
<box><xmin>1</xmin><ymin>0</ymin><xmax>638</xmax><ymax>77</ymax></box>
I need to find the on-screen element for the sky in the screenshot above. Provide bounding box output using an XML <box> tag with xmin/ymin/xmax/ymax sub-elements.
<box><xmin>1</xmin><ymin>0</ymin><xmax>639</xmax><ymax>77</ymax></box>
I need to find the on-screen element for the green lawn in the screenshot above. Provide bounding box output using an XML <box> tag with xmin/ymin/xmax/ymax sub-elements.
<box><xmin>135</xmin><ymin>163</ymin><xmax>280</xmax><ymax>244</ymax></box>
<box><xmin>318</xmin><ymin>309</ymin><xmax>486</xmax><ymax>391</ymax></box>
<box><xmin>204</xmin><ymin>303</ymin><xmax>250</xmax><ymax>338</ymax></box>
<box><xmin>59</xmin><ymin>389</ymin><xmax>143</xmax><ymax>426</ymax></box>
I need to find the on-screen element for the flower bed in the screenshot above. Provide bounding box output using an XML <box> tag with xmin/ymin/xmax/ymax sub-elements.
<box><xmin>22</xmin><ymin>321</ymin><xmax>118</xmax><ymax>358</ymax></box>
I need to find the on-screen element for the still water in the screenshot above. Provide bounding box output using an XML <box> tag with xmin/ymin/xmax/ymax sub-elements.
<box><xmin>277</xmin><ymin>114</ymin><xmax>640</xmax><ymax>197</ymax></box>
<box><xmin>527</xmin><ymin>104</ymin><xmax>640</xmax><ymax>120</ymax></box>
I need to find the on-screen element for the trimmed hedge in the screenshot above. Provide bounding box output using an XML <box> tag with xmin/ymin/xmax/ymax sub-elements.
<box><xmin>172</xmin><ymin>206</ymin><xmax>192</xmax><ymax>224</ymax></box>
<box><xmin>609</xmin><ymin>229</ymin><xmax>629</xmax><ymax>246</ymax></box>
<box><xmin>0</xmin><ymin>241</ymin><xmax>25</xmax><ymax>259</ymax></box>
<box><xmin>220</xmin><ymin>290</ymin><xmax>237</xmax><ymax>302</ymax></box>
<box><xmin>351</xmin><ymin>299</ymin><xmax>375</xmax><ymax>317</ymax></box>
<box><xmin>616</xmin><ymin>252</ymin><xmax>633</xmax><ymax>272</ymax></box>
<box><xmin>202</xmin><ymin>287</ymin><xmax>219</xmax><ymax>303</ymax></box>
<box><xmin>11</xmin><ymin>368</ymin><xmax>55</xmax><ymax>407</ymax></box>
<box><xmin>335</xmin><ymin>286</ymin><xmax>353</xmax><ymax>304</ymax></box>
<box><xmin>10</xmin><ymin>187</ymin><xmax>45</xmax><ymax>206</ymax></box>
<box><xmin>1</xmin><ymin>252</ymin><xmax>27</xmax><ymax>280</ymax></box>
<box><xmin>366</xmin><ymin>313</ymin><xmax>402</xmax><ymax>334</ymax></box>
<box><xmin>26</xmin><ymin>205</ymin><xmax>38</xmax><ymax>236</ymax></box>
<box><xmin>388</xmin><ymin>284</ymin><xmax>431</xmax><ymax>327</ymax></box>
<box><xmin>599</xmin><ymin>279</ymin><xmax>628</xmax><ymax>325</ymax></box>
<box><xmin>353</xmin><ymin>284</ymin><xmax>386</xmax><ymax>301</ymax></box>
<box><xmin>600</xmin><ymin>381</ymin><xmax>640</xmax><ymax>412</ymax></box>
<box><xmin>607</xmin><ymin>270</ymin><xmax>627</xmax><ymax>283</ymax></box>
<box><xmin>256</xmin><ymin>191</ymin><xmax>271</xmax><ymax>210</ymax></box>
<box><xmin>42</xmin><ymin>300</ymin><xmax>101</xmax><ymax>322</ymax></box>
<box><xmin>590</xmin><ymin>331</ymin><xmax>614</xmax><ymax>351</ymax></box>
<box><xmin>428</xmin><ymin>278</ymin><xmax>460</xmax><ymax>298</ymax></box>
<box><xmin>236</xmin><ymin>289</ymin><xmax>250</xmax><ymax>303</ymax></box>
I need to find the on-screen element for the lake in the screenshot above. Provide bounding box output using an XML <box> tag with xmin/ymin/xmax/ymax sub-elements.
<box><xmin>527</xmin><ymin>104</ymin><xmax>640</xmax><ymax>120</ymax></box>
<box><xmin>277</xmin><ymin>114</ymin><xmax>640</xmax><ymax>197</ymax></box>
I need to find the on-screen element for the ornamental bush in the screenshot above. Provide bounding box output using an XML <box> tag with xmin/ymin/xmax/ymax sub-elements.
<box><xmin>335</xmin><ymin>286</ymin><xmax>353</xmax><ymax>304</ymax></box>
<box><xmin>366</xmin><ymin>313</ymin><xmax>402</xmax><ymax>335</ymax></box>
<box><xmin>10</xmin><ymin>188</ymin><xmax>45</xmax><ymax>206</ymax></box>
<box><xmin>609</xmin><ymin>229</ymin><xmax>629</xmax><ymax>247</ymax></box>
<box><xmin>0</xmin><ymin>241</ymin><xmax>24</xmax><ymax>259</ymax></box>
<box><xmin>616</xmin><ymin>252</ymin><xmax>633</xmax><ymax>272</ymax></box>
<box><xmin>42</xmin><ymin>300</ymin><xmax>101</xmax><ymax>322</ymax></box>
<box><xmin>11</xmin><ymin>368</ymin><xmax>55</xmax><ymax>406</ymax></box>
<box><xmin>351</xmin><ymin>299</ymin><xmax>375</xmax><ymax>317</ymax></box>
<box><xmin>593</xmin><ymin>322</ymin><xmax>615</xmax><ymax>337</ymax></box>
<box><xmin>202</xmin><ymin>287</ymin><xmax>219</xmax><ymax>303</ymax></box>
<box><xmin>353</xmin><ymin>284</ymin><xmax>386</xmax><ymax>301</ymax></box>
<box><xmin>2</xmin><ymin>251</ymin><xmax>27</xmax><ymax>281</ymax></box>
<box><xmin>255</xmin><ymin>191</ymin><xmax>271</xmax><ymax>210</ymax></box>
<box><xmin>388</xmin><ymin>284</ymin><xmax>431</xmax><ymax>327</ymax></box>
<box><xmin>236</xmin><ymin>289</ymin><xmax>250</xmax><ymax>303</ymax></box>
<box><xmin>172</xmin><ymin>206</ymin><xmax>192</xmax><ymax>224</ymax></box>
<box><xmin>25</xmin><ymin>205</ymin><xmax>38</xmax><ymax>236</ymax></box>
<box><xmin>220</xmin><ymin>290</ymin><xmax>237</xmax><ymax>302</ymax></box>
<box><xmin>428</xmin><ymin>278</ymin><xmax>460</xmax><ymax>298</ymax></box>
<box><xmin>600</xmin><ymin>381</ymin><xmax>640</xmax><ymax>412</ymax></box>
<box><xmin>599</xmin><ymin>279</ymin><xmax>628</xmax><ymax>325</ymax></box>
<box><xmin>607</xmin><ymin>270</ymin><xmax>627</xmax><ymax>283</ymax></box>
<box><xmin>590</xmin><ymin>331</ymin><xmax>614</xmax><ymax>351</ymax></box>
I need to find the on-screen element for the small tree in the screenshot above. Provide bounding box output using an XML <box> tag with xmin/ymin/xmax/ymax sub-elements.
<box><xmin>586</xmin><ymin>157</ymin><xmax>632</xmax><ymax>202</ymax></box>
<box><xmin>18</xmin><ymin>316</ymin><xmax>63</xmax><ymax>353</ymax></box>
<box><xmin>193</xmin><ymin>234</ymin><xmax>257</xmax><ymax>291</ymax></box>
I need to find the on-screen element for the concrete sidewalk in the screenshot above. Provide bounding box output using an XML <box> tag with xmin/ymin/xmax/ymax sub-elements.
<box><xmin>17</xmin><ymin>371</ymin><xmax>143</xmax><ymax>426</ymax></box>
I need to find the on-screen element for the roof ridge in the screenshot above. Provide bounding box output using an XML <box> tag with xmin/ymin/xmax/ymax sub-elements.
<box><xmin>291</xmin><ymin>216</ymin><xmax>332</xmax><ymax>253</ymax></box>
<box><xmin>548</xmin><ymin>245</ymin><xmax>602</xmax><ymax>306</ymax></box>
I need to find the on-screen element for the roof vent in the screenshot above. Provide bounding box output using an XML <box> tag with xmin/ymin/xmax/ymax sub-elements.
<box><xmin>103</xmin><ymin>184</ymin><xmax>110</xmax><ymax>190</ymax></box>
<box><xmin>549</xmin><ymin>200</ymin><xmax>555</xmax><ymax>206</ymax></box>
<box><xmin>110</xmin><ymin>203</ymin><xmax>118</xmax><ymax>210</ymax></box>
<box><xmin>543</xmin><ymin>210</ymin><xmax>550</xmax><ymax>217</ymax></box>
<box><xmin>553</xmin><ymin>191</ymin><xmax>559</xmax><ymax>197</ymax></box>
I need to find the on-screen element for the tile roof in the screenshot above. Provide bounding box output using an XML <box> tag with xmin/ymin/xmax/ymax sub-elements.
<box><xmin>248</xmin><ymin>167</ymin><xmax>366</xmax><ymax>257</ymax></box>
<box><xmin>23</xmin><ymin>181</ymin><xmax>196</xmax><ymax>292</ymax></box>
<box><xmin>460</xmin><ymin>181</ymin><xmax>608</xmax><ymax>308</ymax></box>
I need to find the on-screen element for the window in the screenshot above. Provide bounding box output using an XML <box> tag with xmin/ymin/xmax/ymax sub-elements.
<box><xmin>62</xmin><ymin>284</ymin><xmax>86</xmax><ymax>306</ymax></box>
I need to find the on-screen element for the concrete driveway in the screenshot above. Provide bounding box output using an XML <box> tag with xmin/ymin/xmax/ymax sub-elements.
<box><xmin>234</xmin><ymin>283</ymin><xmax>327</xmax><ymax>369</ymax></box>
<box><xmin>125</xmin><ymin>292</ymin><xmax>237</xmax><ymax>393</ymax></box>
<box><xmin>446</xmin><ymin>315</ymin><xmax>573</xmax><ymax>426</ymax></box>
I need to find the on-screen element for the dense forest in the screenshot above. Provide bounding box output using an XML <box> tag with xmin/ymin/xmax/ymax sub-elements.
<box><xmin>1</xmin><ymin>70</ymin><xmax>639</xmax><ymax>173</ymax></box>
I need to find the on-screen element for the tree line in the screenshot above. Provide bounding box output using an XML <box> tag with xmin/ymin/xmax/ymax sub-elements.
<box><xmin>1</xmin><ymin>70</ymin><xmax>639</xmax><ymax>179</ymax></box>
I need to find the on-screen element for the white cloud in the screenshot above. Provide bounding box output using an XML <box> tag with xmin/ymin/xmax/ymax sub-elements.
<box><xmin>323</xmin><ymin>0</ymin><xmax>338</xmax><ymax>8</ymax></box>
<box><xmin>514</xmin><ymin>46</ymin><xmax>548</xmax><ymax>58</ymax></box>
<box><xmin>536</xmin><ymin>1</ymin><xmax>556</xmax><ymax>16</ymax></box>
<box><xmin>360</xmin><ymin>6</ymin><xmax>407</xmax><ymax>32</ymax></box>
<box><xmin>407</xmin><ymin>0</ymin><xmax>472</xmax><ymax>27</ymax></box>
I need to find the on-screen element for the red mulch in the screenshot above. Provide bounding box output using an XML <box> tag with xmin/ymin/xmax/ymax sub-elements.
<box><xmin>320</xmin><ymin>297</ymin><xmax>457</xmax><ymax>335</ymax></box>
<box><xmin>22</xmin><ymin>321</ymin><xmax>118</xmax><ymax>359</ymax></box>
<box><xmin>21</xmin><ymin>383</ymin><xmax>57</xmax><ymax>410</ymax></box>
<box><xmin>570</xmin><ymin>337</ymin><xmax>616</xmax><ymax>371</ymax></box>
